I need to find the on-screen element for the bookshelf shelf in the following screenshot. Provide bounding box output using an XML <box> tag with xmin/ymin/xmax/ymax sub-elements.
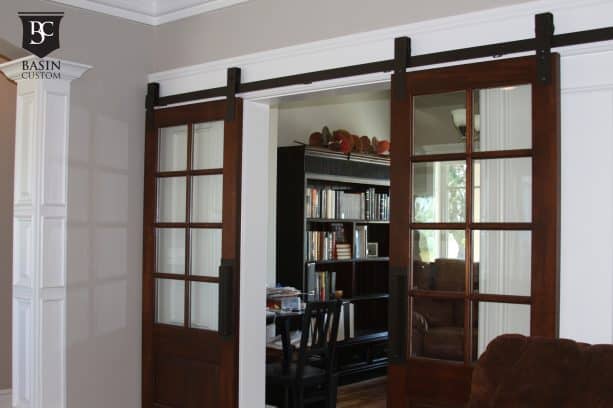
<box><xmin>306</xmin><ymin>218</ymin><xmax>390</xmax><ymax>224</ymax></box>
<box><xmin>349</xmin><ymin>293</ymin><xmax>390</xmax><ymax>302</ymax></box>
<box><xmin>356</xmin><ymin>257</ymin><xmax>389</xmax><ymax>263</ymax></box>
<box><xmin>277</xmin><ymin>145</ymin><xmax>390</xmax><ymax>384</ymax></box>
<box><xmin>312</xmin><ymin>259</ymin><xmax>353</xmax><ymax>265</ymax></box>
<box><xmin>312</xmin><ymin>257</ymin><xmax>389</xmax><ymax>265</ymax></box>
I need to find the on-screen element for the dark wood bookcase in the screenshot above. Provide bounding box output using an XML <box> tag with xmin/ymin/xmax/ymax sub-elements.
<box><xmin>276</xmin><ymin>145</ymin><xmax>390</xmax><ymax>383</ymax></box>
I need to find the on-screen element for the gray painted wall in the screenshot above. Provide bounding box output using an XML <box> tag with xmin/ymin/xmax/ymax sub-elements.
<box><xmin>153</xmin><ymin>0</ymin><xmax>531</xmax><ymax>72</ymax></box>
<box><xmin>0</xmin><ymin>57</ymin><xmax>15</xmax><ymax>391</ymax></box>
<box><xmin>0</xmin><ymin>1</ymin><xmax>152</xmax><ymax>406</ymax></box>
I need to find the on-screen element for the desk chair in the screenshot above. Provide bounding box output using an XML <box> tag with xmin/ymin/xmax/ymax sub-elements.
<box><xmin>266</xmin><ymin>300</ymin><xmax>342</xmax><ymax>408</ymax></box>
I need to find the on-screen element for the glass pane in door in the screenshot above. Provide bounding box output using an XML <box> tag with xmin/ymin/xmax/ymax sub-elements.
<box><xmin>190</xmin><ymin>229</ymin><xmax>222</xmax><ymax>277</ymax></box>
<box><xmin>156</xmin><ymin>279</ymin><xmax>185</xmax><ymax>326</ymax></box>
<box><xmin>473</xmin><ymin>158</ymin><xmax>532</xmax><ymax>223</ymax></box>
<box><xmin>473</xmin><ymin>230</ymin><xmax>531</xmax><ymax>296</ymax></box>
<box><xmin>190</xmin><ymin>282</ymin><xmax>219</xmax><ymax>331</ymax></box>
<box><xmin>474</xmin><ymin>302</ymin><xmax>530</xmax><ymax>359</ymax></box>
<box><xmin>412</xmin><ymin>297</ymin><xmax>465</xmax><ymax>361</ymax></box>
<box><xmin>473</xmin><ymin>85</ymin><xmax>532</xmax><ymax>152</ymax></box>
<box><xmin>191</xmin><ymin>175</ymin><xmax>223</xmax><ymax>223</ymax></box>
<box><xmin>157</xmin><ymin>177</ymin><xmax>186</xmax><ymax>222</ymax></box>
<box><xmin>193</xmin><ymin>121</ymin><xmax>224</xmax><ymax>170</ymax></box>
<box><xmin>413</xmin><ymin>91</ymin><xmax>466</xmax><ymax>155</ymax></box>
<box><xmin>413</xmin><ymin>161</ymin><xmax>466</xmax><ymax>223</ymax></box>
<box><xmin>413</xmin><ymin>230</ymin><xmax>466</xmax><ymax>291</ymax></box>
<box><xmin>156</xmin><ymin>228</ymin><xmax>185</xmax><ymax>275</ymax></box>
<box><xmin>158</xmin><ymin>125</ymin><xmax>188</xmax><ymax>172</ymax></box>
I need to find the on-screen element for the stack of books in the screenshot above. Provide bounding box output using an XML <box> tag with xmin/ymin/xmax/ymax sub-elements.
<box><xmin>266</xmin><ymin>286</ymin><xmax>302</xmax><ymax>311</ymax></box>
<box><xmin>335</xmin><ymin>243</ymin><xmax>352</xmax><ymax>260</ymax></box>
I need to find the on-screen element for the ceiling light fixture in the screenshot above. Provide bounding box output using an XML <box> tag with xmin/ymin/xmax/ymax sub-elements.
<box><xmin>451</xmin><ymin>108</ymin><xmax>480</xmax><ymax>140</ymax></box>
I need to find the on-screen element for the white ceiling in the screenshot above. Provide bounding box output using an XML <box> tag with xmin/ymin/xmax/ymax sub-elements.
<box><xmin>51</xmin><ymin>0</ymin><xmax>248</xmax><ymax>25</ymax></box>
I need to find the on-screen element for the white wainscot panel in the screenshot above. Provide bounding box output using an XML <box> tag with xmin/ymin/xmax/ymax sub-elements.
<box><xmin>42</xmin><ymin>92</ymin><xmax>68</xmax><ymax>206</ymax></box>
<box><xmin>13</xmin><ymin>217</ymin><xmax>34</xmax><ymax>287</ymax></box>
<box><xmin>41</xmin><ymin>299</ymin><xmax>65</xmax><ymax>407</ymax></box>
<box><xmin>41</xmin><ymin>217</ymin><xmax>66</xmax><ymax>288</ymax></box>
<box><xmin>560</xmin><ymin>87</ymin><xmax>613</xmax><ymax>344</ymax></box>
<box><xmin>14</xmin><ymin>92</ymin><xmax>35</xmax><ymax>207</ymax></box>
<box><xmin>14</xmin><ymin>298</ymin><xmax>33</xmax><ymax>407</ymax></box>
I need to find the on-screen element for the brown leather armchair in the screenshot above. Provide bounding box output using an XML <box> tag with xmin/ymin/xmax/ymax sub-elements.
<box><xmin>412</xmin><ymin>259</ymin><xmax>466</xmax><ymax>361</ymax></box>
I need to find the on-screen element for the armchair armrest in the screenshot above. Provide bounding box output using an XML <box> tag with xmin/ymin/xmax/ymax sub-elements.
<box><xmin>411</xmin><ymin>311</ymin><xmax>429</xmax><ymax>357</ymax></box>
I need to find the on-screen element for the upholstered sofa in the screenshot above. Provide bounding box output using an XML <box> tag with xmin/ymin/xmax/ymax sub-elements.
<box><xmin>468</xmin><ymin>334</ymin><xmax>613</xmax><ymax>407</ymax></box>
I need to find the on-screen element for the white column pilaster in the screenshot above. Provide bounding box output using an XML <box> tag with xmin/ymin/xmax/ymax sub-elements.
<box><xmin>0</xmin><ymin>56</ymin><xmax>90</xmax><ymax>408</ymax></box>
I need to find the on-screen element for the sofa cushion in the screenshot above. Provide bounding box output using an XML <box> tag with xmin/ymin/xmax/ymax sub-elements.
<box><xmin>468</xmin><ymin>334</ymin><xmax>613</xmax><ymax>408</ymax></box>
<box><xmin>570</xmin><ymin>344</ymin><xmax>613</xmax><ymax>407</ymax></box>
<box><xmin>468</xmin><ymin>334</ymin><xmax>527</xmax><ymax>408</ymax></box>
<box><xmin>490</xmin><ymin>337</ymin><xmax>586</xmax><ymax>407</ymax></box>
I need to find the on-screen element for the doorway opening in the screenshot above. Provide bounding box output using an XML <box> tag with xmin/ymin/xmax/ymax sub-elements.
<box><xmin>264</xmin><ymin>84</ymin><xmax>391</xmax><ymax>407</ymax></box>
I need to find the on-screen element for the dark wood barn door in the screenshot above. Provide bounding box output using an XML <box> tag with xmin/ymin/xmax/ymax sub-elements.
<box><xmin>143</xmin><ymin>99</ymin><xmax>242</xmax><ymax>408</ymax></box>
<box><xmin>388</xmin><ymin>56</ymin><xmax>560</xmax><ymax>407</ymax></box>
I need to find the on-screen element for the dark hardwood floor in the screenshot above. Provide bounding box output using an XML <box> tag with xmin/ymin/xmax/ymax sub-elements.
<box><xmin>337</xmin><ymin>377</ymin><xmax>386</xmax><ymax>408</ymax></box>
<box><xmin>266</xmin><ymin>376</ymin><xmax>387</xmax><ymax>407</ymax></box>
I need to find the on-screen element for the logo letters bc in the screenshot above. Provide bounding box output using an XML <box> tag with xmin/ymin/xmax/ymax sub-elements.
<box><xmin>18</xmin><ymin>12</ymin><xmax>63</xmax><ymax>58</ymax></box>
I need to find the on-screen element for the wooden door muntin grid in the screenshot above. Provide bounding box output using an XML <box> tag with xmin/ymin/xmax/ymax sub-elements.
<box><xmin>154</xmin><ymin>104</ymin><xmax>226</xmax><ymax>330</ymax></box>
<box><xmin>388</xmin><ymin>55</ymin><xmax>559</xmax><ymax>405</ymax></box>
<box><xmin>143</xmin><ymin>99</ymin><xmax>242</xmax><ymax>408</ymax></box>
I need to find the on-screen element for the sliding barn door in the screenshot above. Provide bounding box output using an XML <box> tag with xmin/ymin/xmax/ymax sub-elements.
<box><xmin>388</xmin><ymin>56</ymin><xmax>560</xmax><ymax>407</ymax></box>
<box><xmin>142</xmin><ymin>99</ymin><xmax>242</xmax><ymax>408</ymax></box>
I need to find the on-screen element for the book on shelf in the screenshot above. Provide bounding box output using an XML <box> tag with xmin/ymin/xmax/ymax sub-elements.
<box><xmin>306</xmin><ymin>186</ymin><xmax>389</xmax><ymax>221</ymax></box>
<box><xmin>306</xmin><ymin>263</ymin><xmax>336</xmax><ymax>301</ymax></box>
<box><xmin>335</xmin><ymin>243</ymin><xmax>352</xmax><ymax>260</ymax></box>
<box><xmin>337</xmin><ymin>302</ymin><xmax>355</xmax><ymax>341</ymax></box>
<box><xmin>354</xmin><ymin>225</ymin><xmax>368</xmax><ymax>259</ymax></box>
<box><xmin>306</xmin><ymin>223</ymin><xmax>347</xmax><ymax>261</ymax></box>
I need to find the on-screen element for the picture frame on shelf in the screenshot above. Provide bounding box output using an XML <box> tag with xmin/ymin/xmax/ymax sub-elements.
<box><xmin>367</xmin><ymin>242</ymin><xmax>379</xmax><ymax>257</ymax></box>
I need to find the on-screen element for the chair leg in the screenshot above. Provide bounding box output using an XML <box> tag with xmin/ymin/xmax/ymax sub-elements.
<box><xmin>327</xmin><ymin>374</ymin><xmax>339</xmax><ymax>408</ymax></box>
<box><xmin>282</xmin><ymin>385</ymin><xmax>290</xmax><ymax>408</ymax></box>
<box><xmin>293</xmin><ymin>385</ymin><xmax>304</xmax><ymax>408</ymax></box>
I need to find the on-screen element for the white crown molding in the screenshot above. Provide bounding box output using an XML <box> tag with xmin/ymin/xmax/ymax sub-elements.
<box><xmin>154</xmin><ymin>0</ymin><xmax>248</xmax><ymax>24</ymax></box>
<box><xmin>148</xmin><ymin>0</ymin><xmax>613</xmax><ymax>97</ymax></box>
<box><xmin>51</xmin><ymin>0</ymin><xmax>249</xmax><ymax>25</ymax></box>
<box><xmin>0</xmin><ymin>56</ymin><xmax>92</xmax><ymax>82</ymax></box>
